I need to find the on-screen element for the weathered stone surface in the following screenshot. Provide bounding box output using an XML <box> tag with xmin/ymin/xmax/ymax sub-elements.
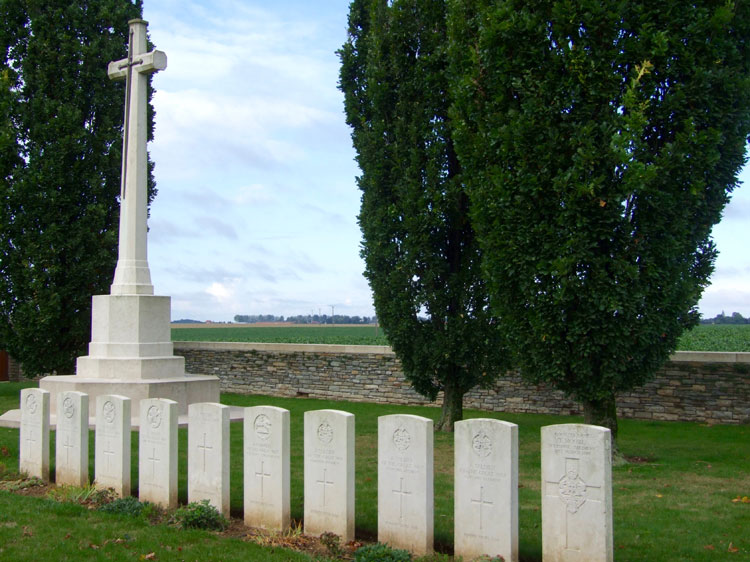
<box><xmin>55</xmin><ymin>391</ymin><xmax>89</xmax><ymax>487</ymax></box>
<box><xmin>304</xmin><ymin>409</ymin><xmax>355</xmax><ymax>540</ymax></box>
<box><xmin>378</xmin><ymin>414</ymin><xmax>433</xmax><ymax>556</ymax></box>
<box><xmin>176</xmin><ymin>343</ymin><xmax>750</xmax><ymax>425</ymax></box>
<box><xmin>188</xmin><ymin>402</ymin><xmax>230</xmax><ymax>517</ymax></box>
<box><xmin>19</xmin><ymin>388</ymin><xmax>50</xmax><ymax>481</ymax></box>
<box><xmin>38</xmin><ymin>18</ymin><xmax>218</xmax><ymax>421</ymax></box>
<box><xmin>138</xmin><ymin>398</ymin><xmax>178</xmax><ymax>508</ymax></box>
<box><xmin>94</xmin><ymin>395</ymin><xmax>131</xmax><ymax>496</ymax></box>
<box><xmin>244</xmin><ymin>406</ymin><xmax>290</xmax><ymax>531</ymax></box>
<box><xmin>455</xmin><ymin>418</ymin><xmax>518</xmax><ymax>562</ymax></box>
<box><xmin>541</xmin><ymin>424</ymin><xmax>613</xmax><ymax>562</ymax></box>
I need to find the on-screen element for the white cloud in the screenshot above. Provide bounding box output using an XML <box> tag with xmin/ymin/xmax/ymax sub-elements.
<box><xmin>234</xmin><ymin>184</ymin><xmax>274</xmax><ymax>205</ymax></box>
<box><xmin>206</xmin><ymin>281</ymin><xmax>237</xmax><ymax>303</ymax></box>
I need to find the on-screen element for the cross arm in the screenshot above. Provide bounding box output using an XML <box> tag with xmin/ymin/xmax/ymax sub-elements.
<box><xmin>108</xmin><ymin>50</ymin><xmax>167</xmax><ymax>81</ymax></box>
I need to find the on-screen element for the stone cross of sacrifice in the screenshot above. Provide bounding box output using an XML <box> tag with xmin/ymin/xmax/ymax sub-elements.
<box><xmin>107</xmin><ymin>19</ymin><xmax>166</xmax><ymax>297</ymax></box>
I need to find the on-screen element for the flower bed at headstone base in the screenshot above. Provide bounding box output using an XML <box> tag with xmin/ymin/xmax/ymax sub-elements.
<box><xmin>174</xmin><ymin>342</ymin><xmax>749</xmax><ymax>424</ymax></box>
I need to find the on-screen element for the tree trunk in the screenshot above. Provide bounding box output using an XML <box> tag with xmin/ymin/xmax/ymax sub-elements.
<box><xmin>582</xmin><ymin>393</ymin><xmax>624</xmax><ymax>463</ymax></box>
<box><xmin>436</xmin><ymin>381</ymin><xmax>463</xmax><ymax>432</ymax></box>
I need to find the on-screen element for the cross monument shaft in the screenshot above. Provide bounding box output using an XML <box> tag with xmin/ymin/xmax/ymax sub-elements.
<box><xmin>107</xmin><ymin>19</ymin><xmax>166</xmax><ymax>296</ymax></box>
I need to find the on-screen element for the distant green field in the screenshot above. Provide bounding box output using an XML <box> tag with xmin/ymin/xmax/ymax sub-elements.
<box><xmin>171</xmin><ymin>325</ymin><xmax>389</xmax><ymax>346</ymax></box>
<box><xmin>676</xmin><ymin>324</ymin><xmax>750</xmax><ymax>352</ymax></box>
<box><xmin>172</xmin><ymin>323</ymin><xmax>750</xmax><ymax>351</ymax></box>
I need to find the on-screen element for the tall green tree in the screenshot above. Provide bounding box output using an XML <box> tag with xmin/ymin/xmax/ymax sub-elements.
<box><xmin>449</xmin><ymin>0</ymin><xmax>750</xmax><ymax>444</ymax></box>
<box><xmin>339</xmin><ymin>0</ymin><xmax>509</xmax><ymax>430</ymax></box>
<box><xmin>0</xmin><ymin>0</ymin><xmax>154</xmax><ymax>376</ymax></box>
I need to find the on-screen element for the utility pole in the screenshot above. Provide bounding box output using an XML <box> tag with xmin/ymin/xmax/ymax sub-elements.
<box><xmin>330</xmin><ymin>305</ymin><xmax>335</xmax><ymax>324</ymax></box>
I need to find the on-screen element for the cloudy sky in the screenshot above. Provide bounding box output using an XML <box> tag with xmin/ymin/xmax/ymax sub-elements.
<box><xmin>140</xmin><ymin>0</ymin><xmax>749</xmax><ymax>322</ymax></box>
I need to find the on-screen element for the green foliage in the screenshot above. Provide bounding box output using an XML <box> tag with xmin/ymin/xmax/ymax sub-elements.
<box><xmin>677</xmin><ymin>324</ymin><xmax>750</xmax><ymax>352</ymax></box>
<box><xmin>319</xmin><ymin>531</ymin><xmax>344</xmax><ymax>558</ymax></box>
<box><xmin>449</xmin><ymin>0</ymin><xmax>750</xmax><ymax>434</ymax></box>
<box><xmin>354</xmin><ymin>543</ymin><xmax>412</xmax><ymax>562</ymax></box>
<box><xmin>0</xmin><ymin>0</ymin><xmax>156</xmax><ymax>376</ymax></box>
<box><xmin>339</xmin><ymin>0</ymin><xmax>510</xmax><ymax>430</ymax></box>
<box><xmin>99</xmin><ymin>496</ymin><xmax>150</xmax><ymax>517</ymax></box>
<box><xmin>47</xmin><ymin>484</ymin><xmax>115</xmax><ymax>507</ymax></box>
<box><xmin>172</xmin><ymin>500</ymin><xmax>228</xmax><ymax>531</ymax></box>
<box><xmin>701</xmin><ymin>311</ymin><xmax>750</xmax><ymax>325</ymax></box>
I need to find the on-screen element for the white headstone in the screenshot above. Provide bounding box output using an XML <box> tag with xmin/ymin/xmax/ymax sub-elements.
<box><xmin>19</xmin><ymin>388</ymin><xmax>50</xmax><ymax>481</ymax></box>
<box><xmin>303</xmin><ymin>409</ymin><xmax>355</xmax><ymax>541</ymax></box>
<box><xmin>455</xmin><ymin>418</ymin><xmax>518</xmax><ymax>562</ymax></box>
<box><xmin>55</xmin><ymin>390</ymin><xmax>89</xmax><ymax>486</ymax></box>
<box><xmin>94</xmin><ymin>394</ymin><xmax>131</xmax><ymax>496</ymax></box>
<box><xmin>138</xmin><ymin>398</ymin><xmax>178</xmax><ymax>508</ymax></box>
<box><xmin>188</xmin><ymin>402</ymin><xmax>230</xmax><ymax>517</ymax></box>
<box><xmin>244</xmin><ymin>406</ymin><xmax>290</xmax><ymax>531</ymax></box>
<box><xmin>541</xmin><ymin>424</ymin><xmax>613</xmax><ymax>562</ymax></box>
<box><xmin>378</xmin><ymin>414</ymin><xmax>433</xmax><ymax>556</ymax></box>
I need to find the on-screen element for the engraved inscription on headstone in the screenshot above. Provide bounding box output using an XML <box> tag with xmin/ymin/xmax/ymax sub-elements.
<box><xmin>244</xmin><ymin>406</ymin><xmax>290</xmax><ymax>531</ymax></box>
<box><xmin>94</xmin><ymin>394</ymin><xmax>131</xmax><ymax>497</ymax></box>
<box><xmin>455</xmin><ymin>418</ymin><xmax>518</xmax><ymax>562</ymax></box>
<box><xmin>19</xmin><ymin>388</ymin><xmax>50</xmax><ymax>481</ymax></box>
<box><xmin>188</xmin><ymin>402</ymin><xmax>230</xmax><ymax>517</ymax></box>
<box><xmin>541</xmin><ymin>424</ymin><xmax>613</xmax><ymax>562</ymax></box>
<box><xmin>304</xmin><ymin>409</ymin><xmax>355</xmax><ymax>541</ymax></box>
<box><xmin>138</xmin><ymin>398</ymin><xmax>178</xmax><ymax>509</ymax></box>
<box><xmin>378</xmin><ymin>414</ymin><xmax>433</xmax><ymax>556</ymax></box>
<box><xmin>55</xmin><ymin>391</ymin><xmax>89</xmax><ymax>487</ymax></box>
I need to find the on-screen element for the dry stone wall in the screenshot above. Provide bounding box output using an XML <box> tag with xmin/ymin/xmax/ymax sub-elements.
<box><xmin>174</xmin><ymin>342</ymin><xmax>750</xmax><ymax>425</ymax></box>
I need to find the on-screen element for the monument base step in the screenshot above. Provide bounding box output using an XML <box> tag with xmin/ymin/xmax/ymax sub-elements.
<box><xmin>37</xmin><ymin>374</ymin><xmax>220</xmax><ymax>419</ymax></box>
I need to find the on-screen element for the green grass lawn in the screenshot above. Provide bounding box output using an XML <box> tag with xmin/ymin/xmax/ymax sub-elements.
<box><xmin>1</xmin><ymin>382</ymin><xmax>749</xmax><ymax>561</ymax></box>
<box><xmin>0</xmin><ymin>491</ymin><xmax>314</xmax><ymax>561</ymax></box>
<box><xmin>171</xmin><ymin>323</ymin><xmax>750</xmax><ymax>352</ymax></box>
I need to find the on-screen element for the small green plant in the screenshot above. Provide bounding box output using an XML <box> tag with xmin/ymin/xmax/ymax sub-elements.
<box><xmin>0</xmin><ymin>476</ymin><xmax>44</xmax><ymax>492</ymax></box>
<box><xmin>172</xmin><ymin>499</ymin><xmax>228</xmax><ymax>531</ymax></box>
<box><xmin>354</xmin><ymin>543</ymin><xmax>412</xmax><ymax>562</ymax></box>
<box><xmin>47</xmin><ymin>485</ymin><xmax>115</xmax><ymax>507</ymax></box>
<box><xmin>319</xmin><ymin>531</ymin><xmax>343</xmax><ymax>557</ymax></box>
<box><xmin>99</xmin><ymin>496</ymin><xmax>149</xmax><ymax>517</ymax></box>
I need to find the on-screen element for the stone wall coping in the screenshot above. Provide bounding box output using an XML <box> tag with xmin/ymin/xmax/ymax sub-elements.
<box><xmin>173</xmin><ymin>341</ymin><xmax>396</xmax><ymax>356</ymax></box>
<box><xmin>173</xmin><ymin>342</ymin><xmax>748</xmax><ymax>363</ymax></box>
<box><xmin>670</xmin><ymin>351</ymin><xmax>750</xmax><ymax>363</ymax></box>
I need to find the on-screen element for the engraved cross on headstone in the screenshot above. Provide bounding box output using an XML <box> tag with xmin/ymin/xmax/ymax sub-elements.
<box><xmin>392</xmin><ymin>477</ymin><xmax>412</xmax><ymax>522</ymax></box>
<box><xmin>197</xmin><ymin>432</ymin><xmax>213</xmax><ymax>471</ymax></box>
<box><xmin>255</xmin><ymin>460</ymin><xmax>272</xmax><ymax>501</ymax></box>
<box><xmin>106</xmin><ymin>19</ymin><xmax>166</xmax><ymax>296</ymax></box>
<box><xmin>148</xmin><ymin>447</ymin><xmax>161</xmax><ymax>479</ymax></box>
<box><xmin>63</xmin><ymin>434</ymin><xmax>74</xmax><ymax>467</ymax></box>
<box><xmin>471</xmin><ymin>484</ymin><xmax>494</xmax><ymax>531</ymax></box>
<box><xmin>316</xmin><ymin>468</ymin><xmax>334</xmax><ymax>506</ymax></box>
<box><xmin>24</xmin><ymin>427</ymin><xmax>36</xmax><ymax>450</ymax></box>
<box><xmin>103</xmin><ymin>440</ymin><xmax>116</xmax><ymax>473</ymax></box>
<box><xmin>544</xmin><ymin>458</ymin><xmax>604</xmax><ymax>552</ymax></box>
